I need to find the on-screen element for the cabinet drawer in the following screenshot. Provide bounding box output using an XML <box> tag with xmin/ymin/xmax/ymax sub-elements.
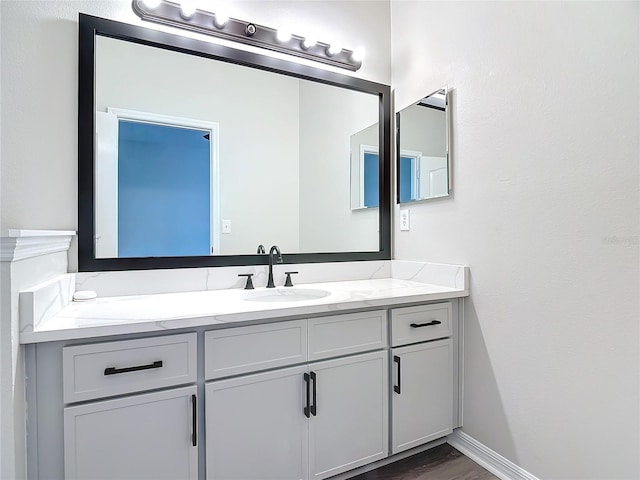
<box><xmin>390</xmin><ymin>303</ymin><xmax>452</xmax><ymax>347</ymax></box>
<box><xmin>308</xmin><ymin>310</ymin><xmax>387</xmax><ymax>361</ymax></box>
<box><xmin>204</xmin><ymin>320</ymin><xmax>307</xmax><ymax>380</ymax></box>
<box><xmin>62</xmin><ymin>333</ymin><xmax>197</xmax><ymax>403</ymax></box>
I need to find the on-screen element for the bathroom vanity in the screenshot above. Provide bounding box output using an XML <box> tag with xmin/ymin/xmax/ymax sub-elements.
<box><xmin>21</xmin><ymin>273</ymin><xmax>467</xmax><ymax>480</ymax></box>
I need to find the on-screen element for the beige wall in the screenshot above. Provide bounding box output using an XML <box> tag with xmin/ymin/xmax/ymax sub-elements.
<box><xmin>391</xmin><ymin>1</ymin><xmax>639</xmax><ymax>478</ymax></box>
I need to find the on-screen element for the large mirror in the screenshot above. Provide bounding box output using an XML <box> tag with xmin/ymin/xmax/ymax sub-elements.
<box><xmin>78</xmin><ymin>14</ymin><xmax>391</xmax><ymax>271</ymax></box>
<box><xmin>396</xmin><ymin>88</ymin><xmax>450</xmax><ymax>203</ymax></box>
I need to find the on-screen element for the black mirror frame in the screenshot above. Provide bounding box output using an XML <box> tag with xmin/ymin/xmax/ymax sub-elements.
<box><xmin>78</xmin><ymin>14</ymin><xmax>391</xmax><ymax>272</ymax></box>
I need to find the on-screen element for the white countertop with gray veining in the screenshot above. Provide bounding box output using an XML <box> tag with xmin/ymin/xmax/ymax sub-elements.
<box><xmin>20</xmin><ymin>277</ymin><xmax>468</xmax><ymax>344</ymax></box>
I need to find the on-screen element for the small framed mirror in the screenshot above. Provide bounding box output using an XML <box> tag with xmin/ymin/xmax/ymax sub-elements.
<box><xmin>396</xmin><ymin>87</ymin><xmax>450</xmax><ymax>204</ymax></box>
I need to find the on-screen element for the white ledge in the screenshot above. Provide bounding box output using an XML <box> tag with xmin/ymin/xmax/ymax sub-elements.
<box><xmin>0</xmin><ymin>230</ymin><xmax>76</xmax><ymax>262</ymax></box>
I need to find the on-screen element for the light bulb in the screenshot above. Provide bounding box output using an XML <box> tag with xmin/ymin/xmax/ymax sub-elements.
<box><xmin>276</xmin><ymin>29</ymin><xmax>292</xmax><ymax>43</ymax></box>
<box><xmin>302</xmin><ymin>36</ymin><xmax>316</xmax><ymax>50</ymax></box>
<box><xmin>141</xmin><ymin>0</ymin><xmax>162</xmax><ymax>8</ymax></box>
<box><xmin>327</xmin><ymin>42</ymin><xmax>342</xmax><ymax>56</ymax></box>
<box><xmin>179</xmin><ymin>0</ymin><xmax>197</xmax><ymax>18</ymax></box>
<box><xmin>351</xmin><ymin>47</ymin><xmax>365</xmax><ymax>62</ymax></box>
<box><xmin>214</xmin><ymin>12</ymin><xmax>229</xmax><ymax>28</ymax></box>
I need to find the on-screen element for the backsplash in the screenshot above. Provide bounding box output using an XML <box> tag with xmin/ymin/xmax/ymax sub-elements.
<box><xmin>391</xmin><ymin>261</ymin><xmax>468</xmax><ymax>290</ymax></box>
<box><xmin>19</xmin><ymin>274</ymin><xmax>75</xmax><ymax>333</ymax></box>
<box><xmin>75</xmin><ymin>260</ymin><xmax>392</xmax><ymax>297</ymax></box>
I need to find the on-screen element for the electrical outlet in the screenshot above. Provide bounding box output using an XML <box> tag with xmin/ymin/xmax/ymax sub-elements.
<box><xmin>399</xmin><ymin>209</ymin><xmax>410</xmax><ymax>231</ymax></box>
<box><xmin>222</xmin><ymin>219</ymin><xmax>231</xmax><ymax>234</ymax></box>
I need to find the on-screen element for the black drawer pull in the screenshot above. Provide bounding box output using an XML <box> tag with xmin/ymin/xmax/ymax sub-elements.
<box><xmin>192</xmin><ymin>394</ymin><xmax>197</xmax><ymax>447</ymax></box>
<box><xmin>303</xmin><ymin>373</ymin><xmax>311</xmax><ymax>418</ymax></box>
<box><xmin>310</xmin><ymin>371</ymin><xmax>317</xmax><ymax>416</ymax></box>
<box><xmin>410</xmin><ymin>320</ymin><xmax>442</xmax><ymax>328</ymax></box>
<box><xmin>393</xmin><ymin>356</ymin><xmax>401</xmax><ymax>394</ymax></box>
<box><xmin>104</xmin><ymin>360</ymin><xmax>163</xmax><ymax>376</ymax></box>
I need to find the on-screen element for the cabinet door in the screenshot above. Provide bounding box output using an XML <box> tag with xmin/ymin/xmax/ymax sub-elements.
<box><xmin>309</xmin><ymin>351</ymin><xmax>388</xmax><ymax>480</ymax></box>
<box><xmin>206</xmin><ymin>365</ymin><xmax>308</xmax><ymax>480</ymax></box>
<box><xmin>64</xmin><ymin>386</ymin><xmax>198</xmax><ymax>480</ymax></box>
<box><xmin>391</xmin><ymin>339</ymin><xmax>453</xmax><ymax>454</ymax></box>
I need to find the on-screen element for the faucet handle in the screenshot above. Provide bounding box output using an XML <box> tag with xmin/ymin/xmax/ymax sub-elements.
<box><xmin>284</xmin><ymin>271</ymin><xmax>298</xmax><ymax>287</ymax></box>
<box><xmin>238</xmin><ymin>273</ymin><xmax>255</xmax><ymax>290</ymax></box>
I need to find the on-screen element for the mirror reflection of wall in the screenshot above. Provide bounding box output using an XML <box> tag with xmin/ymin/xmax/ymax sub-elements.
<box><xmin>397</xmin><ymin>88</ymin><xmax>450</xmax><ymax>203</ymax></box>
<box><xmin>350</xmin><ymin>123</ymin><xmax>379</xmax><ymax>210</ymax></box>
<box><xmin>94</xmin><ymin>35</ymin><xmax>380</xmax><ymax>258</ymax></box>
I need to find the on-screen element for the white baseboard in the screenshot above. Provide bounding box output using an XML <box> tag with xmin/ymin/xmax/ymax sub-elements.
<box><xmin>447</xmin><ymin>430</ymin><xmax>540</xmax><ymax>480</ymax></box>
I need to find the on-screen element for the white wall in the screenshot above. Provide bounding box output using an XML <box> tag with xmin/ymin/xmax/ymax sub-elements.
<box><xmin>0</xmin><ymin>0</ymin><xmax>391</xmax><ymax>269</ymax></box>
<box><xmin>392</xmin><ymin>1</ymin><xmax>639</xmax><ymax>479</ymax></box>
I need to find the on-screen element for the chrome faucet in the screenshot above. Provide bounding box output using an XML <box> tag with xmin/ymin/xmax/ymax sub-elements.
<box><xmin>266</xmin><ymin>245</ymin><xmax>283</xmax><ymax>288</ymax></box>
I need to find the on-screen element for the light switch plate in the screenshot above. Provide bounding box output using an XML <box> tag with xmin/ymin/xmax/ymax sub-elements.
<box><xmin>399</xmin><ymin>209</ymin><xmax>410</xmax><ymax>231</ymax></box>
<box><xmin>222</xmin><ymin>219</ymin><xmax>231</xmax><ymax>234</ymax></box>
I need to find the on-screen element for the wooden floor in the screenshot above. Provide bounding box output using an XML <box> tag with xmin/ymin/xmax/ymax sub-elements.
<box><xmin>350</xmin><ymin>444</ymin><xmax>498</xmax><ymax>480</ymax></box>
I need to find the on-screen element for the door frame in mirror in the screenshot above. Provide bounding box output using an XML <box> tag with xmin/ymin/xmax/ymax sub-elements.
<box><xmin>78</xmin><ymin>14</ymin><xmax>391</xmax><ymax>272</ymax></box>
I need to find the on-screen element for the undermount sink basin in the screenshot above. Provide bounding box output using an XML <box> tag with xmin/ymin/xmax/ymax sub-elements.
<box><xmin>243</xmin><ymin>288</ymin><xmax>330</xmax><ymax>303</ymax></box>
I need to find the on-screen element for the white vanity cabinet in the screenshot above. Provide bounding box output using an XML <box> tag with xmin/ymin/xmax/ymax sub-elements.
<box><xmin>204</xmin><ymin>312</ymin><xmax>388</xmax><ymax>480</ymax></box>
<box><xmin>390</xmin><ymin>303</ymin><xmax>454</xmax><ymax>454</ymax></box>
<box><xmin>26</xmin><ymin>301</ymin><xmax>462</xmax><ymax>480</ymax></box>
<box><xmin>61</xmin><ymin>333</ymin><xmax>198</xmax><ymax>480</ymax></box>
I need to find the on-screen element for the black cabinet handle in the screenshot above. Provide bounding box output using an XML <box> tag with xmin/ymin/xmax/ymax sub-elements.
<box><xmin>410</xmin><ymin>320</ymin><xmax>442</xmax><ymax>328</ymax></box>
<box><xmin>393</xmin><ymin>356</ymin><xmax>401</xmax><ymax>394</ymax></box>
<box><xmin>191</xmin><ymin>394</ymin><xmax>197</xmax><ymax>447</ymax></box>
<box><xmin>303</xmin><ymin>373</ymin><xmax>311</xmax><ymax>418</ymax></box>
<box><xmin>310</xmin><ymin>371</ymin><xmax>317</xmax><ymax>416</ymax></box>
<box><xmin>104</xmin><ymin>360</ymin><xmax>163</xmax><ymax>376</ymax></box>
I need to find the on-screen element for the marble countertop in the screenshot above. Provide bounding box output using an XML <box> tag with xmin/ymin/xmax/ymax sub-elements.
<box><xmin>20</xmin><ymin>278</ymin><xmax>468</xmax><ymax>344</ymax></box>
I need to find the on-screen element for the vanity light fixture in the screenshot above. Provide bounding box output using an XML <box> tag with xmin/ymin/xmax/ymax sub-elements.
<box><xmin>351</xmin><ymin>47</ymin><xmax>366</xmax><ymax>63</ymax></box>
<box><xmin>179</xmin><ymin>0</ymin><xmax>197</xmax><ymax>19</ymax></box>
<box><xmin>131</xmin><ymin>0</ymin><xmax>363</xmax><ymax>71</ymax></box>
<box><xmin>301</xmin><ymin>36</ymin><xmax>317</xmax><ymax>50</ymax></box>
<box><xmin>213</xmin><ymin>12</ymin><xmax>229</xmax><ymax>28</ymax></box>
<box><xmin>327</xmin><ymin>42</ymin><xmax>342</xmax><ymax>57</ymax></box>
<box><xmin>276</xmin><ymin>29</ymin><xmax>292</xmax><ymax>43</ymax></box>
<box><xmin>141</xmin><ymin>0</ymin><xmax>162</xmax><ymax>8</ymax></box>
